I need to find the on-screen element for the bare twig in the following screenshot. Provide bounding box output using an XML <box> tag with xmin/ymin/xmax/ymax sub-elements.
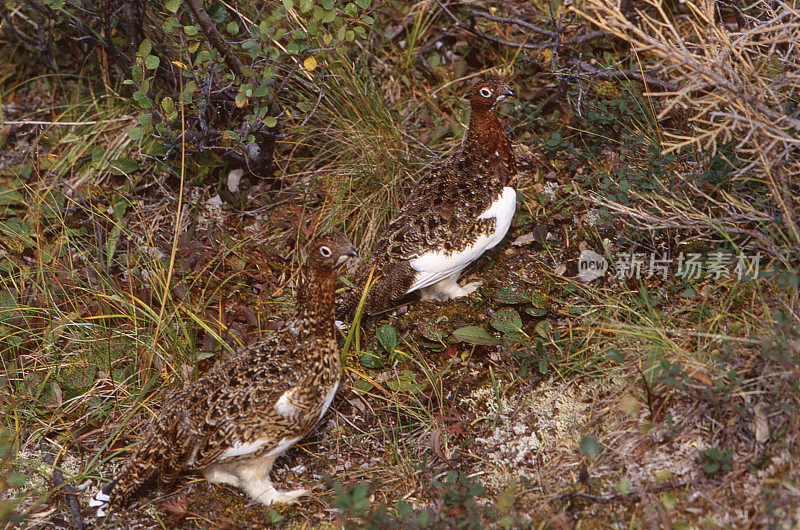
<box><xmin>468</xmin><ymin>9</ymin><xmax>556</xmax><ymax>38</ymax></box>
<box><xmin>558</xmin><ymin>481</ymin><xmax>689</xmax><ymax>504</ymax></box>
<box><xmin>468</xmin><ymin>9</ymin><xmax>608</xmax><ymax>46</ymax></box>
<box><xmin>443</xmin><ymin>5</ymin><xmax>680</xmax><ymax>91</ymax></box>
<box><xmin>566</xmin><ymin>59</ymin><xmax>683</xmax><ymax>92</ymax></box>
<box><xmin>184</xmin><ymin>0</ymin><xmax>245</xmax><ymax>78</ymax></box>
<box><xmin>122</xmin><ymin>0</ymin><xmax>140</xmax><ymax>63</ymax></box>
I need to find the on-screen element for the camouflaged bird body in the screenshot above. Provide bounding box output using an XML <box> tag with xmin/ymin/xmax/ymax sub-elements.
<box><xmin>92</xmin><ymin>233</ymin><xmax>356</xmax><ymax>515</ymax></box>
<box><xmin>338</xmin><ymin>76</ymin><xmax>516</xmax><ymax>317</ymax></box>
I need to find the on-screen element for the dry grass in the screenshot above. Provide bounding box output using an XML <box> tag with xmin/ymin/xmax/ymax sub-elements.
<box><xmin>580</xmin><ymin>0</ymin><xmax>800</xmax><ymax>256</ymax></box>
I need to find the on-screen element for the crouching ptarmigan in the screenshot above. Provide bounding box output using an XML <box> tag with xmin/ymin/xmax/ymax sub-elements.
<box><xmin>337</xmin><ymin>75</ymin><xmax>517</xmax><ymax>318</ymax></box>
<box><xmin>90</xmin><ymin>232</ymin><xmax>357</xmax><ymax>516</ymax></box>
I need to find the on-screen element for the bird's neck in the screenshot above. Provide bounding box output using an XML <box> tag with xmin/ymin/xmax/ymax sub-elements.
<box><xmin>465</xmin><ymin>108</ymin><xmax>505</xmax><ymax>150</ymax></box>
<box><xmin>293</xmin><ymin>267</ymin><xmax>339</xmax><ymax>368</ymax></box>
<box><xmin>295</xmin><ymin>267</ymin><xmax>336</xmax><ymax>336</ymax></box>
<box><xmin>462</xmin><ymin>107</ymin><xmax>516</xmax><ymax>184</ymax></box>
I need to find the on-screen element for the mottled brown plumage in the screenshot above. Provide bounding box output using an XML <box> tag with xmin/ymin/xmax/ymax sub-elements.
<box><xmin>337</xmin><ymin>76</ymin><xmax>517</xmax><ymax>318</ymax></box>
<box><xmin>90</xmin><ymin>232</ymin><xmax>357</xmax><ymax>516</ymax></box>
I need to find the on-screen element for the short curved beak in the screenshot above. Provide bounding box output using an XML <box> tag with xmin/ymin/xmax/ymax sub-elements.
<box><xmin>497</xmin><ymin>84</ymin><xmax>515</xmax><ymax>102</ymax></box>
<box><xmin>337</xmin><ymin>248</ymin><xmax>358</xmax><ymax>266</ymax></box>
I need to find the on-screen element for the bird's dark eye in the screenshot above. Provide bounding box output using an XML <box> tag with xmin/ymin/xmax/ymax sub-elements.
<box><xmin>479</xmin><ymin>87</ymin><xmax>492</xmax><ymax>98</ymax></box>
<box><xmin>319</xmin><ymin>246</ymin><xmax>332</xmax><ymax>257</ymax></box>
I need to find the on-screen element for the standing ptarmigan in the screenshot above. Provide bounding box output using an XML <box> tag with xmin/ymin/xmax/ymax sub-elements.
<box><xmin>337</xmin><ymin>75</ymin><xmax>516</xmax><ymax>318</ymax></box>
<box><xmin>89</xmin><ymin>232</ymin><xmax>357</xmax><ymax>516</ymax></box>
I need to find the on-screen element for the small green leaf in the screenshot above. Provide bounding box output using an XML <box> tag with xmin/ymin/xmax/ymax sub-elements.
<box><xmin>207</xmin><ymin>2</ymin><xmax>226</xmax><ymax>22</ymax></box>
<box><xmin>660</xmin><ymin>492</ymin><xmax>678</xmax><ymax>510</ymax></box>
<box><xmin>355</xmin><ymin>0</ymin><xmax>371</xmax><ymax>8</ymax></box>
<box><xmin>128</xmin><ymin>127</ymin><xmax>144</xmax><ymax>141</ymax></box>
<box><xmin>165</xmin><ymin>0</ymin><xmax>181</xmax><ymax>13</ymax></box>
<box><xmin>535</xmin><ymin>320</ymin><xmax>552</xmax><ymax>338</ymax></box>
<box><xmin>161</xmin><ymin>96</ymin><xmax>175</xmax><ymax>113</ymax></box>
<box><xmin>578</xmin><ymin>435</ymin><xmax>599</xmax><ymax>459</ymax></box>
<box><xmin>616</xmin><ymin>476</ymin><xmax>631</xmax><ymax>495</ymax></box>
<box><xmin>282</xmin><ymin>0</ymin><xmax>293</xmax><ymax>8</ymax></box>
<box><xmin>110</xmin><ymin>158</ymin><xmax>140</xmax><ymax>174</ymax></box>
<box><xmin>145</xmin><ymin>54</ymin><xmax>160</xmax><ymax>70</ymax></box>
<box><xmin>493</xmin><ymin>284</ymin><xmax>531</xmax><ymax>304</ymax></box>
<box><xmin>138</xmin><ymin>39</ymin><xmax>152</xmax><ymax>58</ymax></box>
<box><xmin>452</xmin><ymin>326</ymin><xmax>499</xmax><ymax>346</ymax></box>
<box><xmin>525</xmin><ymin>306</ymin><xmax>548</xmax><ymax>317</ymax></box>
<box><xmin>490</xmin><ymin>307</ymin><xmax>522</xmax><ymax>333</ymax></box>
<box><xmin>0</xmin><ymin>184</ymin><xmax>25</xmax><ymax>207</ymax></box>
<box><xmin>226</xmin><ymin>21</ymin><xmax>239</xmax><ymax>35</ymax></box>
<box><xmin>605</xmin><ymin>349</ymin><xmax>625</xmax><ymax>362</ymax></box>
<box><xmin>184</xmin><ymin>25</ymin><xmax>199</xmax><ymax>36</ymax></box>
<box><xmin>352</xmin><ymin>379</ymin><xmax>374</xmax><ymax>393</ymax></box>
<box><xmin>375</xmin><ymin>324</ymin><xmax>398</xmax><ymax>353</ymax></box>
<box><xmin>266</xmin><ymin>508</ymin><xmax>284</xmax><ymax>523</ymax></box>
<box><xmin>253</xmin><ymin>85</ymin><xmax>272</xmax><ymax>98</ymax></box>
<box><xmin>360</xmin><ymin>350</ymin><xmax>383</xmax><ymax>369</ymax></box>
<box><xmin>530</xmin><ymin>289</ymin><xmax>549</xmax><ymax>308</ymax></box>
<box><xmin>418</xmin><ymin>319</ymin><xmax>445</xmax><ymax>342</ymax></box>
<box><xmin>263</xmin><ymin>116</ymin><xmax>278</xmax><ymax>127</ymax></box>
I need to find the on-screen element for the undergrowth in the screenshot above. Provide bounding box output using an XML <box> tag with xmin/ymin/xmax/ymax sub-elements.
<box><xmin>1</xmin><ymin>0</ymin><xmax>799</xmax><ymax>527</ymax></box>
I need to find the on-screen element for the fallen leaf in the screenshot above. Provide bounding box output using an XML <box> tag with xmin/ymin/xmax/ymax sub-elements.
<box><xmin>511</xmin><ymin>232</ymin><xmax>535</xmax><ymax>246</ymax></box>
<box><xmin>303</xmin><ymin>55</ymin><xmax>317</xmax><ymax>71</ymax></box>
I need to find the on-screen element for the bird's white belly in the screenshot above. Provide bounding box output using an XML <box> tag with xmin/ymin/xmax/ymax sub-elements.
<box><xmin>406</xmin><ymin>187</ymin><xmax>516</xmax><ymax>293</ymax></box>
<box><xmin>221</xmin><ymin>435</ymin><xmax>302</xmax><ymax>460</ymax></box>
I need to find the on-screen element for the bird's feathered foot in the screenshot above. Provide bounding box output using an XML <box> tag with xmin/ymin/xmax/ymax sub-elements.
<box><xmin>88</xmin><ymin>479</ymin><xmax>117</xmax><ymax>517</ymax></box>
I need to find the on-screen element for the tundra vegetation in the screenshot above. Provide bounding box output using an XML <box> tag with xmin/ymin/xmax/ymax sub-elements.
<box><xmin>1</xmin><ymin>0</ymin><xmax>798</xmax><ymax>527</ymax></box>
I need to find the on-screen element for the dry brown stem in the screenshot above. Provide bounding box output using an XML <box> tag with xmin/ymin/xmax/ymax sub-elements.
<box><xmin>578</xmin><ymin>0</ymin><xmax>800</xmax><ymax>246</ymax></box>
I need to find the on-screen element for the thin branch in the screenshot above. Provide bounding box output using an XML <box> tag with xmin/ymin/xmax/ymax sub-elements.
<box><xmin>468</xmin><ymin>9</ymin><xmax>556</xmax><ymax>38</ymax></box>
<box><xmin>468</xmin><ymin>9</ymin><xmax>609</xmax><ymax>45</ymax></box>
<box><xmin>558</xmin><ymin>481</ymin><xmax>689</xmax><ymax>504</ymax></box>
<box><xmin>566</xmin><ymin>59</ymin><xmax>683</xmax><ymax>92</ymax></box>
<box><xmin>184</xmin><ymin>0</ymin><xmax>245</xmax><ymax>78</ymax></box>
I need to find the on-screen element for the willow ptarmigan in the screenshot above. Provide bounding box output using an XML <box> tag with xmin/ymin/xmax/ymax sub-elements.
<box><xmin>337</xmin><ymin>75</ymin><xmax>517</xmax><ymax>318</ymax></box>
<box><xmin>89</xmin><ymin>232</ymin><xmax>357</xmax><ymax>516</ymax></box>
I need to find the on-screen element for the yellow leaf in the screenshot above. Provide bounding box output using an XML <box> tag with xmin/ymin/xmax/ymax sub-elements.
<box><xmin>303</xmin><ymin>55</ymin><xmax>317</xmax><ymax>71</ymax></box>
<box><xmin>489</xmin><ymin>6</ymin><xmax>498</xmax><ymax>15</ymax></box>
<box><xmin>171</xmin><ymin>60</ymin><xmax>188</xmax><ymax>70</ymax></box>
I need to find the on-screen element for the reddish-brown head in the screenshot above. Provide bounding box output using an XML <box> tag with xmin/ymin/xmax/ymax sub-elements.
<box><xmin>469</xmin><ymin>76</ymin><xmax>514</xmax><ymax>114</ymax></box>
<box><xmin>307</xmin><ymin>231</ymin><xmax>358</xmax><ymax>272</ymax></box>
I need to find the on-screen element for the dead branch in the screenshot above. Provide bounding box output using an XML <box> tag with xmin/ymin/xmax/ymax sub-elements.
<box><xmin>184</xmin><ymin>0</ymin><xmax>246</xmax><ymax>78</ymax></box>
<box><xmin>468</xmin><ymin>9</ymin><xmax>556</xmax><ymax>38</ymax></box>
<box><xmin>558</xmin><ymin>481</ymin><xmax>689</xmax><ymax>504</ymax></box>
<box><xmin>468</xmin><ymin>9</ymin><xmax>609</xmax><ymax>46</ymax></box>
<box><xmin>452</xmin><ymin>6</ymin><xmax>681</xmax><ymax>91</ymax></box>
<box><xmin>566</xmin><ymin>59</ymin><xmax>683</xmax><ymax>92</ymax></box>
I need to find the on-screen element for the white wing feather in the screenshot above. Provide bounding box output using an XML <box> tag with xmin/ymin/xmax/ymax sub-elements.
<box><xmin>406</xmin><ymin>187</ymin><xmax>516</xmax><ymax>293</ymax></box>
